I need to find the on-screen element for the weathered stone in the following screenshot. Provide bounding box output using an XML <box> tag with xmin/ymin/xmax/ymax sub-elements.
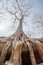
<box><xmin>5</xmin><ymin>61</ymin><xmax>20</xmax><ymax>65</ymax></box>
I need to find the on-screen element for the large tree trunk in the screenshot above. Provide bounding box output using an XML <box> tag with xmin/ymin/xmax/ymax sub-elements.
<box><xmin>10</xmin><ymin>20</ymin><xmax>28</xmax><ymax>41</ymax></box>
<box><xmin>10</xmin><ymin>17</ymin><xmax>28</xmax><ymax>61</ymax></box>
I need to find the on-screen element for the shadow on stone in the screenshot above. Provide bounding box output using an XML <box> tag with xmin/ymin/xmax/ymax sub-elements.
<box><xmin>21</xmin><ymin>50</ymin><xmax>31</xmax><ymax>65</ymax></box>
<box><xmin>4</xmin><ymin>52</ymin><xmax>11</xmax><ymax>63</ymax></box>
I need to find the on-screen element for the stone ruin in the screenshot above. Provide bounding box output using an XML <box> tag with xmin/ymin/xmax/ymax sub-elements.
<box><xmin>0</xmin><ymin>38</ymin><xmax>43</xmax><ymax>65</ymax></box>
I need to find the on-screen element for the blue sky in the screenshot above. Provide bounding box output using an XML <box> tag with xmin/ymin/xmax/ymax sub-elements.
<box><xmin>32</xmin><ymin>0</ymin><xmax>43</xmax><ymax>14</ymax></box>
<box><xmin>0</xmin><ymin>0</ymin><xmax>43</xmax><ymax>38</ymax></box>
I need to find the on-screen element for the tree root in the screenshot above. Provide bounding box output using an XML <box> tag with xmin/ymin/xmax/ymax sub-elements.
<box><xmin>0</xmin><ymin>41</ymin><xmax>12</xmax><ymax>65</ymax></box>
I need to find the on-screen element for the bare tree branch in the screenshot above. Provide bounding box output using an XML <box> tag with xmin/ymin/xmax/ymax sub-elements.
<box><xmin>33</xmin><ymin>14</ymin><xmax>43</xmax><ymax>26</ymax></box>
<box><xmin>16</xmin><ymin>0</ymin><xmax>22</xmax><ymax>14</ymax></box>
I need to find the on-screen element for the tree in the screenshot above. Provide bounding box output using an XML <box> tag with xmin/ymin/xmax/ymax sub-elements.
<box><xmin>33</xmin><ymin>14</ymin><xmax>43</xmax><ymax>27</ymax></box>
<box><xmin>5</xmin><ymin>0</ymin><xmax>32</xmax><ymax>40</ymax></box>
<box><xmin>0</xmin><ymin>0</ymin><xmax>32</xmax><ymax>64</ymax></box>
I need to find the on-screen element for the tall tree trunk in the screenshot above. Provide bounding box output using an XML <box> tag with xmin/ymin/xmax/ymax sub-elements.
<box><xmin>9</xmin><ymin>17</ymin><xmax>28</xmax><ymax>41</ymax></box>
<box><xmin>10</xmin><ymin>17</ymin><xmax>28</xmax><ymax>62</ymax></box>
